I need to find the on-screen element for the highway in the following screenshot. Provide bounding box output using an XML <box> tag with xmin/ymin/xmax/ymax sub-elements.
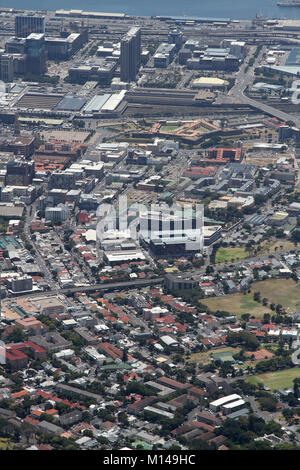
<box><xmin>236</xmin><ymin>94</ymin><xmax>300</xmax><ymax>129</ymax></box>
<box><xmin>8</xmin><ymin>276</ymin><xmax>165</xmax><ymax>299</ymax></box>
<box><xmin>217</xmin><ymin>45</ymin><xmax>300</xmax><ymax>128</ymax></box>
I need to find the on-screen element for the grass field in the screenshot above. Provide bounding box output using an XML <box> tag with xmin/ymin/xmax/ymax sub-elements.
<box><xmin>215</xmin><ymin>240</ymin><xmax>296</xmax><ymax>265</ymax></box>
<box><xmin>202</xmin><ymin>293</ymin><xmax>271</xmax><ymax>318</ymax></box>
<box><xmin>215</xmin><ymin>247</ymin><xmax>248</xmax><ymax>263</ymax></box>
<box><xmin>249</xmin><ymin>278</ymin><xmax>300</xmax><ymax>312</ymax></box>
<box><xmin>0</xmin><ymin>438</ymin><xmax>13</xmax><ymax>450</ymax></box>
<box><xmin>246</xmin><ymin>368</ymin><xmax>300</xmax><ymax>391</ymax></box>
<box><xmin>187</xmin><ymin>347</ymin><xmax>240</xmax><ymax>365</ymax></box>
<box><xmin>259</xmin><ymin>239</ymin><xmax>296</xmax><ymax>256</ymax></box>
<box><xmin>161</xmin><ymin>125</ymin><xmax>180</xmax><ymax>132</ymax></box>
<box><xmin>202</xmin><ymin>279</ymin><xmax>300</xmax><ymax>318</ymax></box>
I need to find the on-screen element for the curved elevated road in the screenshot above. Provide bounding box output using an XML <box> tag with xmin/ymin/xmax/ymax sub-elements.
<box><xmin>9</xmin><ymin>277</ymin><xmax>165</xmax><ymax>299</ymax></box>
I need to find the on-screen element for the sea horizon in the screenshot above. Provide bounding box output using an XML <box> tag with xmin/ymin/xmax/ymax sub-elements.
<box><xmin>5</xmin><ymin>0</ymin><xmax>300</xmax><ymax>21</ymax></box>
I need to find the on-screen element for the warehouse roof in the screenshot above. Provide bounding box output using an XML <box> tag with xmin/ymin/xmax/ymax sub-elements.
<box><xmin>83</xmin><ymin>94</ymin><xmax>111</xmax><ymax>113</ymax></box>
<box><xmin>210</xmin><ymin>394</ymin><xmax>241</xmax><ymax>407</ymax></box>
<box><xmin>56</xmin><ymin>96</ymin><xmax>86</xmax><ymax>111</ymax></box>
<box><xmin>0</xmin><ymin>205</ymin><xmax>24</xmax><ymax>217</ymax></box>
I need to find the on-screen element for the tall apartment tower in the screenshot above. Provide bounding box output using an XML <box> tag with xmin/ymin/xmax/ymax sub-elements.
<box><xmin>168</xmin><ymin>29</ymin><xmax>183</xmax><ymax>52</ymax></box>
<box><xmin>25</xmin><ymin>33</ymin><xmax>47</xmax><ymax>76</ymax></box>
<box><xmin>15</xmin><ymin>14</ymin><xmax>45</xmax><ymax>38</ymax></box>
<box><xmin>120</xmin><ymin>27</ymin><xmax>141</xmax><ymax>83</ymax></box>
<box><xmin>14</xmin><ymin>113</ymin><xmax>20</xmax><ymax>136</ymax></box>
<box><xmin>0</xmin><ymin>54</ymin><xmax>14</xmax><ymax>82</ymax></box>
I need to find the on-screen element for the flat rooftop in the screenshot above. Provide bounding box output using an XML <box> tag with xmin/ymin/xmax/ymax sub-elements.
<box><xmin>55</xmin><ymin>96</ymin><xmax>87</xmax><ymax>112</ymax></box>
<box><xmin>16</xmin><ymin>94</ymin><xmax>64</xmax><ymax>111</ymax></box>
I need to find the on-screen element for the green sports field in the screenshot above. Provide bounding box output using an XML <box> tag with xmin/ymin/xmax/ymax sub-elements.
<box><xmin>215</xmin><ymin>247</ymin><xmax>248</xmax><ymax>264</ymax></box>
<box><xmin>246</xmin><ymin>368</ymin><xmax>300</xmax><ymax>391</ymax></box>
<box><xmin>202</xmin><ymin>279</ymin><xmax>300</xmax><ymax>319</ymax></box>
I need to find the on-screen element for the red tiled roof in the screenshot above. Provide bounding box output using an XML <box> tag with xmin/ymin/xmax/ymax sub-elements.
<box><xmin>190</xmin><ymin>421</ymin><xmax>215</xmax><ymax>432</ymax></box>
<box><xmin>261</xmin><ymin>324</ymin><xmax>277</xmax><ymax>331</ymax></box>
<box><xmin>11</xmin><ymin>390</ymin><xmax>29</xmax><ymax>399</ymax></box>
<box><xmin>251</xmin><ymin>330</ymin><xmax>266</xmax><ymax>337</ymax></box>
<box><xmin>119</xmin><ymin>316</ymin><xmax>130</xmax><ymax>323</ymax></box>
<box><xmin>24</xmin><ymin>416</ymin><xmax>39</xmax><ymax>427</ymax></box>
<box><xmin>174</xmin><ymin>323</ymin><xmax>187</xmax><ymax>332</ymax></box>
<box><xmin>45</xmin><ymin>409</ymin><xmax>58</xmax><ymax>415</ymax></box>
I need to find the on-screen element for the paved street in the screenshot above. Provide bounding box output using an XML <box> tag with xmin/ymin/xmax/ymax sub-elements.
<box><xmin>217</xmin><ymin>45</ymin><xmax>300</xmax><ymax>128</ymax></box>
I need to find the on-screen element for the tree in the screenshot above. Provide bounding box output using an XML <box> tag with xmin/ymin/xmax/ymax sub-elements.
<box><xmin>257</xmin><ymin>396</ymin><xmax>277</xmax><ymax>412</ymax></box>
<box><xmin>206</xmin><ymin>265</ymin><xmax>214</xmax><ymax>274</ymax></box>
<box><xmin>5</xmin><ymin>327</ymin><xmax>26</xmax><ymax>343</ymax></box>
<box><xmin>282</xmin><ymin>408</ymin><xmax>294</xmax><ymax>422</ymax></box>
<box><xmin>227</xmin><ymin>331</ymin><xmax>259</xmax><ymax>351</ymax></box>
<box><xmin>292</xmin><ymin>229</ymin><xmax>300</xmax><ymax>243</ymax></box>
<box><xmin>241</xmin><ymin>313</ymin><xmax>251</xmax><ymax>322</ymax></box>
<box><xmin>293</xmin><ymin>378</ymin><xmax>300</xmax><ymax>398</ymax></box>
<box><xmin>253</xmin><ymin>291</ymin><xmax>261</xmax><ymax>303</ymax></box>
<box><xmin>118</xmin><ymin>412</ymin><xmax>129</xmax><ymax>426</ymax></box>
<box><xmin>254</xmin><ymin>194</ymin><xmax>267</xmax><ymax>206</ymax></box>
<box><xmin>264</xmin><ymin>420</ymin><xmax>282</xmax><ymax>437</ymax></box>
<box><xmin>276</xmin><ymin>304</ymin><xmax>283</xmax><ymax>315</ymax></box>
<box><xmin>122</xmin><ymin>348</ymin><xmax>128</xmax><ymax>363</ymax></box>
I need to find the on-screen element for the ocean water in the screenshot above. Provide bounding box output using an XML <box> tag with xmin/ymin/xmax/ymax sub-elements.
<box><xmin>6</xmin><ymin>0</ymin><xmax>300</xmax><ymax>21</ymax></box>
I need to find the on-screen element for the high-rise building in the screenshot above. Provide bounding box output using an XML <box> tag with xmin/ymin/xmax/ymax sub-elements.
<box><xmin>0</xmin><ymin>54</ymin><xmax>14</xmax><ymax>82</ymax></box>
<box><xmin>15</xmin><ymin>14</ymin><xmax>45</xmax><ymax>38</ymax></box>
<box><xmin>25</xmin><ymin>33</ymin><xmax>47</xmax><ymax>76</ymax></box>
<box><xmin>168</xmin><ymin>29</ymin><xmax>183</xmax><ymax>52</ymax></box>
<box><xmin>5</xmin><ymin>160</ymin><xmax>35</xmax><ymax>186</ymax></box>
<box><xmin>14</xmin><ymin>113</ymin><xmax>20</xmax><ymax>136</ymax></box>
<box><xmin>120</xmin><ymin>27</ymin><xmax>141</xmax><ymax>83</ymax></box>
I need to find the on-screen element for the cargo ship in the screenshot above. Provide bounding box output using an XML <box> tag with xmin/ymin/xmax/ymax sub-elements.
<box><xmin>277</xmin><ymin>1</ymin><xmax>300</xmax><ymax>6</ymax></box>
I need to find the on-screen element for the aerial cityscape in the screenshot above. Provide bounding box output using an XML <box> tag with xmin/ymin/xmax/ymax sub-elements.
<box><xmin>0</xmin><ymin>2</ymin><xmax>300</xmax><ymax>455</ymax></box>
